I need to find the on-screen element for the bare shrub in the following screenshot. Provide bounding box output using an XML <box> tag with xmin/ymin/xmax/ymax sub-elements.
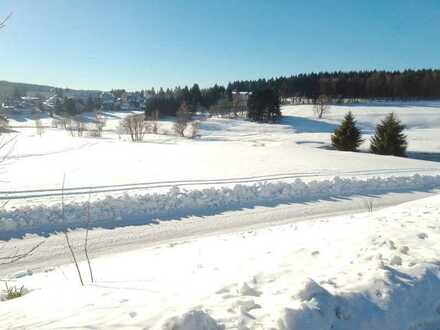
<box><xmin>313</xmin><ymin>95</ymin><xmax>331</xmax><ymax>119</ymax></box>
<box><xmin>61</xmin><ymin>118</ymin><xmax>71</xmax><ymax>130</ymax></box>
<box><xmin>0</xmin><ymin>114</ymin><xmax>8</xmax><ymax>133</ymax></box>
<box><xmin>65</xmin><ymin>119</ymin><xmax>86</xmax><ymax>137</ymax></box>
<box><xmin>190</xmin><ymin>121</ymin><xmax>200</xmax><ymax>139</ymax></box>
<box><xmin>174</xmin><ymin>102</ymin><xmax>191</xmax><ymax>137</ymax></box>
<box><xmin>364</xmin><ymin>199</ymin><xmax>375</xmax><ymax>213</ymax></box>
<box><xmin>86</xmin><ymin>123</ymin><xmax>102</xmax><ymax>137</ymax></box>
<box><xmin>95</xmin><ymin>111</ymin><xmax>106</xmax><ymax>137</ymax></box>
<box><xmin>51</xmin><ymin>119</ymin><xmax>61</xmax><ymax>128</ymax></box>
<box><xmin>121</xmin><ymin>114</ymin><xmax>147</xmax><ymax>142</ymax></box>
<box><xmin>146</xmin><ymin>109</ymin><xmax>159</xmax><ymax>134</ymax></box>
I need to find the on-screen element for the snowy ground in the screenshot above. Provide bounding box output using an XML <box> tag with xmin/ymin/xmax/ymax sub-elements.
<box><xmin>3</xmin><ymin>101</ymin><xmax>440</xmax><ymax>200</ymax></box>
<box><xmin>2</xmin><ymin>101</ymin><xmax>440</xmax><ymax>329</ymax></box>
<box><xmin>2</xmin><ymin>195</ymin><xmax>440</xmax><ymax>329</ymax></box>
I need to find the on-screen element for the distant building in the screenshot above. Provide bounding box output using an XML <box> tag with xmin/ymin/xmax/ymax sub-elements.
<box><xmin>26</xmin><ymin>90</ymin><xmax>55</xmax><ymax>100</ymax></box>
<box><xmin>64</xmin><ymin>90</ymin><xmax>101</xmax><ymax>101</ymax></box>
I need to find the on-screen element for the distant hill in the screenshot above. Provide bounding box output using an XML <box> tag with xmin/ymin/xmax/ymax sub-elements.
<box><xmin>0</xmin><ymin>80</ymin><xmax>102</xmax><ymax>98</ymax></box>
<box><xmin>0</xmin><ymin>80</ymin><xmax>55</xmax><ymax>97</ymax></box>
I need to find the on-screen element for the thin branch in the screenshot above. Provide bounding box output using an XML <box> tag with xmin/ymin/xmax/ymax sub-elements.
<box><xmin>0</xmin><ymin>13</ymin><xmax>12</xmax><ymax>29</ymax></box>
<box><xmin>62</xmin><ymin>175</ymin><xmax>84</xmax><ymax>286</ymax></box>
<box><xmin>0</xmin><ymin>241</ymin><xmax>44</xmax><ymax>265</ymax></box>
<box><xmin>0</xmin><ymin>136</ymin><xmax>18</xmax><ymax>164</ymax></box>
<box><xmin>84</xmin><ymin>192</ymin><xmax>94</xmax><ymax>283</ymax></box>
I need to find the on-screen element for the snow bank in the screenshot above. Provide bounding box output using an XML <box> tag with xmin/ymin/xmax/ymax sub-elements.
<box><xmin>1</xmin><ymin>174</ymin><xmax>440</xmax><ymax>236</ymax></box>
<box><xmin>161</xmin><ymin>310</ymin><xmax>224</xmax><ymax>330</ymax></box>
<box><xmin>3</xmin><ymin>193</ymin><xmax>440</xmax><ymax>329</ymax></box>
<box><xmin>279</xmin><ymin>269</ymin><xmax>440</xmax><ymax>330</ymax></box>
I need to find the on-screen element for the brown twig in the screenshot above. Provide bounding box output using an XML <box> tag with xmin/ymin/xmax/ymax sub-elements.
<box><xmin>61</xmin><ymin>175</ymin><xmax>84</xmax><ymax>286</ymax></box>
<box><xmin>0</xmin><ymin>13</ymin><xmax>12</xmax><ymax>29</ymax></box>
<box><xmin>0</xmin><ymin>241</ymin><xmax>44</xmax><ymax>265</ymax></box>
<box><xmin>84</xmin><ymin>192</ymin><xmax>94</xmax><ymax>283</ymax></box>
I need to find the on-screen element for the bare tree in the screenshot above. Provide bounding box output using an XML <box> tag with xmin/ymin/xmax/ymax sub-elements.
<box><xmin>313</xmin><ymin>95</ymin><xmax>331</xmax><ymax>119</ymax></box>
<box><xmin>190</xmin><ymin>121</ymin><xmax>200</xmax><ymax>139</ymax></box>
<box><xmin>174</xmin><ymin>102</ymin><xmax>191</xmax><ymax>137</ymax></box>
<box><xmin>0</xmin><ymin>114</ymin><xmax>9</xmax><ymax>134</ymax></box>
<box><xmin>94</xmin><ymin>111</ymin><xmax>106</xmax><ymax>137</ymax></box>
<box><xmin>121</xmin><ymin>114</ymin><xmax>147</xmax><ymax>142</ymax></box>
<box><xmin>34</xmin><ymin>119</ymin><xmax>45</xmax><ymax>137</ymax></box>
<box><xmin>146</xmin><ymin>109</ymin><xmax>159</xmax><ymax>134</ymax></box>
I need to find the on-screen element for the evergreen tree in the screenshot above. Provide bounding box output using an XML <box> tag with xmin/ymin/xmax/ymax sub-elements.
<box><xmin>54</xmin><ymin>98</ymin><xmax>63</xmax><ymax>115</ymax></box>
<box><xmin>189</xmin><ymin>84</ymin><xmax>202</xmax><ymax>112</ymax></box>
<box><xmin>370</xmin><ymin>113</ymin><xmax>407</xmax><ymax>156</ymax></box>
<box><xmin>247</xmin><ymin>88</ymin><xmax>281</xmax><ymax>122</ymax></box>
<box><xmin>64</xmin><ymin>98</ymin><xmax>77</xmax><ymax>116</ymax></box>
<box><xmin>331</xmin><ymin>112</ymin><xmax>363</xmax><ymax>151</ymax></box>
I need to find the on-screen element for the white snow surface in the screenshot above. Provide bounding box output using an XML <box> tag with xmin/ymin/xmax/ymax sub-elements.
<box><xmin>2</xmin><ymin>101</ymin><xmax>440</xmax><ymax>328</ymax></box>
<box><xmin>2</xmin><ymin>194</ymin><xmax>440</xmax><ymax>329</ymax></box>
<box><xmin>1</xmin><ymin>174</ymin><xmax>440</xmax><ymax>236</ymax></box>
<box><xmin>3</xmin><ymin>102</ymin><xmax>440</xmax><ymax>201</ymax></box>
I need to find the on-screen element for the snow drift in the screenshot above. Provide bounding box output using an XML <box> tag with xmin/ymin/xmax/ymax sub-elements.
<box><xmin>3</xmin><ymin>193</ymin><xmax>440</xmax><ymax>329</ymax></box>
<box><xmin>1</xmin><ymin>174</ymin><xmax>440</xmax><ymax>237</ymax></box>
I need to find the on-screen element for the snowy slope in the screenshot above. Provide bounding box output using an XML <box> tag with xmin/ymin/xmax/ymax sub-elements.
<box><xmin>2</xmin><ymin>102</ymin><xmax>440</xmax><ymax>201</ymax></box>
<box><xmin>2</xmin><ymin>194</ymin><xmax>440</xmax><ymax>329</ymax></box>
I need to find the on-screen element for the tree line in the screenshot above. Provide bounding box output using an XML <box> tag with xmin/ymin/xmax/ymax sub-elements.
<box><xmin>227</xmin><ymin>69</ymin><xmax>440</xmax><ymax>102</ymax></box>
<box><xmin>145</xmin><ymin>84</ymin><xmax>226</xmax><ymax>116</ymax></box>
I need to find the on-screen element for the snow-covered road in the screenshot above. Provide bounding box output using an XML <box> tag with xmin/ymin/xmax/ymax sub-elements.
<box><xmin>1</xmin><ymin>190</ymin><xmax>436</xmax><ymax>277</ymax></box>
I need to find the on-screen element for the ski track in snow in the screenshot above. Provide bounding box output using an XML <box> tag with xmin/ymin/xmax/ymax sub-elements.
<box><xmin>1</xmin><ymin>167</ymin><xmax>440</xmax><ymax>200</ymax></box>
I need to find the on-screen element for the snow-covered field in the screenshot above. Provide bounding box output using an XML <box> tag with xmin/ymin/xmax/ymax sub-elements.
<box><xmin>2</xmin><ymin>195</ymin><xmax>440</xmax><ymax>329</ymax></box>
<box><xmin>3</xmin><ymin>101</ymin><xmax>440</xmax><ymax>198</ymax></box>
<box><xmin>2</xmin><ymin>101</ymin><xmax>440</xmax><ymax>329</ymax></box>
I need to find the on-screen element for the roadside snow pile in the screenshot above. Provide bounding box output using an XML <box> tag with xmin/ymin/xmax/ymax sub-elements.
<box><xmin>162</xmin><ymin>310</ymin><xmax>224</xmax><ymax>330</ymax></box>
<box><xmin>2</xmin><ymin>194</ymin><xmax>440</xmax><ymax>329</ymax></box>
<box><xmin>279</xmin><ymin>270</ymin><xmax>440</xmax><ymax>330</ymax></box>
<box><xmin>2</xmin><ymin>174</ymin><xmax>440</xmax><ymax>235</ymax></box>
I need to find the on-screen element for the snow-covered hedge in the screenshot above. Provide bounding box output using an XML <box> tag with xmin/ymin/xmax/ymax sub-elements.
<box><xmin>1</xmin><ymin>174</ymin><xmax>440</xmax><ymax>236</ymax></box>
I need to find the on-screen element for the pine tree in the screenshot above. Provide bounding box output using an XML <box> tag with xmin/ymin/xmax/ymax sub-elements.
<box><xmin>370</xmin><ymin>113</ymin><xmax>407</xmax><ymax>156</ymax></box>
<box><xmin>247</xmin><ymin>88</ymin><xmax>281</xmax><ymax>122</ymax></box>
<box><xmin>331</xmin><ymin>112</ymin><xmax>363</xmax><ymax>151</ymax></box>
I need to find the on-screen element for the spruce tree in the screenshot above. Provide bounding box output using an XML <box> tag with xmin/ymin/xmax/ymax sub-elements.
<box><xmin>331</xmin><ymin>112</ymin><xmax>363</xmax><ymax>151</ymax></box>
<box><xmin>370</xmin><ymin>113</ymin><xmax>407</xmax><ymax>156</ymax></box>
<box><xmin>247</xmin><ymin>88</ymin><xmax>281</xmax><ymax>122</ymax></box>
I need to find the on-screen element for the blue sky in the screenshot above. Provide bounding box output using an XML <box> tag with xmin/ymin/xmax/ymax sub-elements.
<box><xmin>0</xmin><ymin>0</ymin><xmax>439</xmax><ymax>91</ymax></box>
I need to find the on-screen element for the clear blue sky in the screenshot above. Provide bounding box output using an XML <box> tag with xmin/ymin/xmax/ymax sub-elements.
<box><xmin>0</xmin><ymin>0</ymin><xmax>439</xmax><ymax>91</ymax></box>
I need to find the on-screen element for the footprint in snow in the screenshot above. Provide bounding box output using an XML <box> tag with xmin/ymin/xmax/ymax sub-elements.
<box><xmin>129</xmin><ymin>312</ymin><xmax>137</xmax><ymax>318</ymax></box>
<box><xmin>417</xmin><ymin>233</ymin><xmax>428</xmax><ymax>240</ymax></box>
<box><xmin>399</xmin><ymin>246</ymin><xmax>409</xmax><ymax>255</ymax></box>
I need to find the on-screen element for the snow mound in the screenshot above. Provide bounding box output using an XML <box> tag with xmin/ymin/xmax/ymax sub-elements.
<box><xmin>1</xmin><ymin>174</ymin><xmax>440</xmax><ymax>237</ymax></box>
<box><xmin>162</xmin><ymin>310</ymin><xmax>224</xmax><ymax>330</ymax></box>
<box><xmin>296</xmin><ymin>279</ymin><xmax>329</xmax><ymax>301</ymax></box>
<box><xmin>279</xmin><ymin>268</ymin><xmax>440</xmax><ymax>330</ymax></box>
